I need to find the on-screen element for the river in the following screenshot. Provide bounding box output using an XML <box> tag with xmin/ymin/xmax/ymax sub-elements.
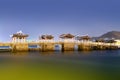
<box><xmin>0</xmin><ymin>50</ymin><xmax>120</xmax><ymax>80</ymax></box>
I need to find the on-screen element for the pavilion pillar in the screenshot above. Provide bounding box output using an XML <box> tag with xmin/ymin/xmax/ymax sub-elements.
<box><xmin>21</xmin><ymin>37</ymin><xmax>23</xmax><ymax>43</ymax></box>
<box><xmin>24</xmin><ymin>37</ymin><xmax>26</xmax><ymax>42</ymax></box>
<box><xmin>14</xmin><ymin>37</ymin><xmax>16</xmax><ymax>42</ymax></box>
<box><xmin>22</xmin><ymin>37</ymin><xmax>24</xmax><ymax>42</ymax></box>
<box><xmin>12</xmin><ymin>37</ymin><xmax>14</xmax><ymax>43</ymax></box>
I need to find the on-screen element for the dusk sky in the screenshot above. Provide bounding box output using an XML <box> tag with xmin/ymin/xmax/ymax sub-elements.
<box><xmin>0</xmin><ymin>0</ymin><xmax>120</xmax><ymax>41</ymax></box>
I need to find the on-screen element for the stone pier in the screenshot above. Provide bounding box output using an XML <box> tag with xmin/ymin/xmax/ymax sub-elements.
<box><xmin>10</xmin><ymin>31</ymin><xmax>29</xmax><ymax>52</ymax></box>
<box><xmin>78</xmin><ymin>43</ymin><xmax>92</xmax><ymax>51</ymax></box>
<box><xmin>12</xmin><ymin>43</ymin><xmax>28</xmax><ymax>52</ymax></box>
<box><xmin>39</xmin><ymin>34</ymin><xmax>55</xmax><ymax>52</ymax></box>
<box><xmin>59</xmin><ymin>33</ymin><xmax>75</xmax><ymax>51</ymax></box>
<box><xmin>61</xmin><ymin>42</ymin><xmax>75</xmax><ymax>51</ymax></box>
<box><xmin>40</xmin><ymin>43</ymin><xmax>55</xmax><ymax>52</ymax></box>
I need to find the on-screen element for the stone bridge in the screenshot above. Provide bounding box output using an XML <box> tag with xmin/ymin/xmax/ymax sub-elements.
<box><xmin>0</xmin><ymin>41</ymin><xmax>118</xmax><ymax>52</ymax></box>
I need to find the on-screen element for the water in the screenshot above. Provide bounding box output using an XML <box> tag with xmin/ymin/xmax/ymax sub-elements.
<box><xmin>0</xmin><ymin>46</ymin><xmax>11</xmax><ymax>49</ymax></box>
<box><xmin>0</xmin><ymin>50</ymin><xmax>120</xmax><ymax>80</ymax></box>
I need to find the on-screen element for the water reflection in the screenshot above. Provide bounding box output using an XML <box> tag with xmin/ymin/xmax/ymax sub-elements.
<box><xmin>0</xmin><ymin>50</ymin><xmax>120</xmax><ymax>80</ymax></box>
<box><xmin>40</xmin><ymin>52</ymin><xmax>55</xmax><ymax>56</ymax></box>
<box><xmin>11</xmin><ymin>52</ymin><xmax>29</xmax><ymax>56</ymax></box>
<box><xmin>1</xmin><ymin>49</ymin><xmax>120</xmax><ymax>57</ymax></box>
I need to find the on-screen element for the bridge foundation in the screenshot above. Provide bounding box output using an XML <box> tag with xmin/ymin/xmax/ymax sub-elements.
<box><xmin>61</xmin><ymin>42</ymin><xmax>75</xmax><ymax>51</ymax></box>
<box><xmin>40</xmin><ymin>43</ymin><xmax>55</xmax><ymax>52</ymax></box>
<box><xmin>78</xmin><ymin>43</ymin><xmax>92</xmax><ymax>51</ymax></box>
<box><xmin>12</xmin><ymin>43</ymin><xmax>28</xmax><ymax>52</ymax></box>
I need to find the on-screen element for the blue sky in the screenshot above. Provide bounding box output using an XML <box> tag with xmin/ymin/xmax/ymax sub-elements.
<box><xmin>0</xmin><ymin>0</ymin><xmax>120</xmax><ymax>41</ymax></box>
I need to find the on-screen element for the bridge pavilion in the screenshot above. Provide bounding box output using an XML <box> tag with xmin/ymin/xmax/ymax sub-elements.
<box><xmin>11</xmin><ymin>31</ymin><xmax>28</xmax><ymax>43</ymax></box>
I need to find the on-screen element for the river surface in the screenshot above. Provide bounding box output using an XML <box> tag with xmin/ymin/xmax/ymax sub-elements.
<box><xmin>0</xmin><ymin>50</ymin><xmax>120</xmax><ymax>80</ymax></box>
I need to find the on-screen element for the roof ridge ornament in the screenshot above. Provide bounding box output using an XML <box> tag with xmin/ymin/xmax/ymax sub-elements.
<box><xmin>17</xmin><ymin>30</ymin><xmax>23</xmax><ymax>34</ymax></box>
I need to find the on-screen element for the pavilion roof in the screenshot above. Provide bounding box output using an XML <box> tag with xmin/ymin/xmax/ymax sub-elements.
<box><xmin>12</xmin><ymin>34</ymin><xmax>28</xmax><ymax>37</ymax></box>
<box><xmin>40</xmin><ymin>35</ymin><xmax>54</xmax><ymax>40</ymax></box>
<box><xmin>59</xmin><ymin>33</ymin><xmax>75</xmax><ymax>39</ymax></box>
<box><xmin>12</xmin><ymin>31</ymin><xmax>29</xmax><ymax>38</ymax></box>
<box><xmin>76</xmin><ymin>35</ymin><xmax>91</xmax><ymax>40</ymax></box>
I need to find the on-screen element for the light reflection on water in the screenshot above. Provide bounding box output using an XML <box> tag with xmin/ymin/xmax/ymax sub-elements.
<box><xmin>0</xmin><ymin>50</ymin><xmax>120</xmax><ymax>80</ymax></box>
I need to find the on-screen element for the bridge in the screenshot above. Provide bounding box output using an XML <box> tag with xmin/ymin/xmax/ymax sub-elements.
<box><xmin>0</xmin><ymin>40</ymin><xmax>118</xmax><ymax>52</ymax></box>
<box><xmin>0</xmin><ymin>31</ymin><xmax>118</xmax><ymax>52</ymax></box>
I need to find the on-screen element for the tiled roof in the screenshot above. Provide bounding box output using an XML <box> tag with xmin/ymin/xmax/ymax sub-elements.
<box><xmin>12</xmin><ymin>31</ymin><xmax>28</xmax><ymax>37</ymax></box>
<box><xmin>59</xmin><ymin>33</ymin><xmax>74</xmax><ymax>39</ymax></box>
<box><xmin>40</xmin><ymin>35</ymin><xmax>54</xmax><ymax>39</ymax></box>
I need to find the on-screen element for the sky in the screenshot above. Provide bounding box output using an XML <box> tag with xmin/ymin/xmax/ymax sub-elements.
<box><xmin>0</xmin><ymin>0</ymin><xmax>120</xmax><ymax>41</ymax></box>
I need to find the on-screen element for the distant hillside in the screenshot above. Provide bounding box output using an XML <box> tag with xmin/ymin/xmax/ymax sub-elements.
<box><xmin>99</xmin><ymin>31</ymin><xmax>120</xmax><ymax>39</ymax></box>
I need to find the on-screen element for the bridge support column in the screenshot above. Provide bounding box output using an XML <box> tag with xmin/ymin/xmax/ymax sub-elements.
<box><xmin>12</xmin><ymin>43</ymin><xmax>28</xmax><ymax>52</ymax></box>
<box><xmin>61</xmin><ymin>42</ymin><xmax>75</xmax><ymax>51</ymax></box>
<box><xmin>41</xmin><ymin>43</ymin><xmax>55</xmax><ymax>52</ymax></box>
<box><xmin>78</xmin><ymin>43</ymin><xmax>92</xmax><ymax>51</ymax></box>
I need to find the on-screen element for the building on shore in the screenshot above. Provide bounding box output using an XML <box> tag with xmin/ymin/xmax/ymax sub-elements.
<box><xmin>114</xmin><ymin>40</ymin><xmax>120</xmax><ymax>48</ymax></box>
